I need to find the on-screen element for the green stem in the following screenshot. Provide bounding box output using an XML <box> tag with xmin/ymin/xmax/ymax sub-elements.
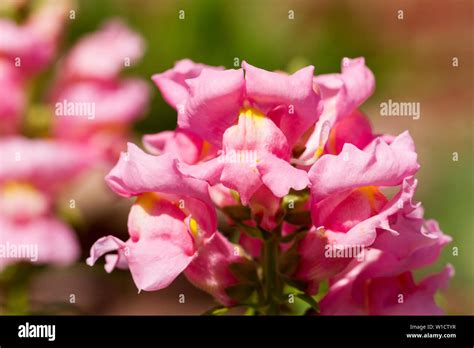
<box><xmin>262</xmin><ymin>235</ymin><xmax>281</xmax><ymax>315</ymax></box>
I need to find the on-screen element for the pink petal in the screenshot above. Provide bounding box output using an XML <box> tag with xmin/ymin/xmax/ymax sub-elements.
<box><xmin>324</xmin><ymin>110</ymin><xmax>374</xmax><ymax>155</ymax></box>
<box><xmin>296</xmin><ymin>227</ymin><xmax>354</xmax><ymax>293</ymax></box>
<box><xmin>257</xmin><ymin>152</ymin><xmax>310</xmax><ymax>197</ymax></box>
<box><xmin>222</xmin><ymin>110</ymin><xmax>290</xmax><ymax>158</ymax></box>
<box><xmin>320</xmin><ymin>249</ymin><xmax>453</xmax><ymax>315</ymax></box>
<box><xmin>88</xmin><ymin>199</ymin><xmax>198</xmax><ymax>292</ymax></box>
<box><xmin>315</xmin><ymin>57</ymin><xmax>374</xmax><ymax>120</ymax></box>
<box><xmin>309</xmin><ymin>131</ymin><xmax>419</xmax><ymax>201</ymax></box>
<box><xmin>239</xmin><ymin>233</ymin><xmax>263</xmax><ymax>259</ymax></box>
<box><xmin>243</xmin><ymin>61</ymin><xmax>322</xmax><ymax>147</ymax></box>
<box><xmin>152</xmin><ymin>59</ymin><xmax>223</xmax><ymax>109</ymax></box>
<box><xmin>322</xmin><ymin>176</ymin><xmax>418</xmax><ymax>247</ymax></box>
<box><xmin>369</xmin><ymin>180</ymin><xmax>452</xmax><ymax>272</ymax></box>
<box><xmin>313</xmin><ymin>186</ymin><xmax>388</xmax><ymax>233</ymax></box>
<box><xmin>209</xmin><ymin>184</ymin><xmax>237</xmax><ymax>208</ymax></box>
<box><xmin>177</xmin><ymin>157</ymin><xmax>225</xmax><ymax>186</ymax></box>
<box><xmin>220</xmin><ymin>162</ymin><xmax>263</xmax><ymax>205</ymax></box>
<box><xmin>143</xmin><ymin>128</ymin><xmax>212</xmax><ymax>165</ymax></box>
<box><xmin>249</xmin><ymin>185</ymin><xmax>281</xmax><ymax>231</ymax></box>
<box><xmin>105</xmin><ymin>143</ymin><xmax>216</xmax><ymax>233</ymax></box>
<box><xmin>86</xmin><ymin>235</ymin><xmax>126</xmax><ymax>269</ymax></box>
<box><xmin>125</xmin><ymin>200</ymin><xmax>196</xmax><ymax>291</ymax></box>
<box><xmin>338</xmin><ymin>57</ymin><xmax>375</xmax><ymax>112</ymax></box>
<box><xmin>185</xmin><ymin>232</ymin><xmax>242</xmax><ymax>305</ymax></box>
<box><xmin>179</xmin><ymin>68</ymin><xmax>245</xmax><ymax>146</ymax></box>
<box><xmin>301</xmin><ymin>57</ymin><xmax>375</xmax><ymax>160</ymax></box>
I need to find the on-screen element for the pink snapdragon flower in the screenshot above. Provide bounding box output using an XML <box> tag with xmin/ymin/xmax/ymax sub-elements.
<box><xmin>87</xmin><ymin>144</ymin><xmax>246</xmax><ymax>304</ymax></box>
<box><xmin>294</xmin><ymin>128</ymin><xmax>420</xmax><ymax>291</ymax></box>
<box><xmin>0</xmin><ymin>136</ymin><xmax>96</xmax><ymax>269</ymax></box>
<box><xmin>151</xmin><ymin>59</ymin><xmax>317</xmax><ymax>214</ymax></box>
<box><xmin>300</xmin><ymin>57</ymin><xmax>375</xmax><ymax>161</ymax></box>
<box><xmin>299</xmin><ymin>172</ymin><xmax>452</xmax><ymax>306</ymax></box>
<box><xmin>89</xmin><ymin>58</ymin><xmax>453</xmax><ymax>314</ymax></box>
<box><xmin>308</xmin><ymin>131</ymin><xmax>419</xmax><ymax>246</ymax></box>
<box><xmin>320</xmin><ymin>250</ymin><xmax>453</xmax><ymax>315</ymax></box>
<box><xmin>87</xmin><ymin>144</ymin><xmax>229</xmax><ymax>290</ymax></box>
<box><xmin>296</xmin><ymin>177</ymin><xmax>415</xmax><ymax>292</ymax></box>
<box><xmin>164</xmin><ymin>61</ymin><xmax>322</xmax><ymax>148</ymax></box>
<box><xmin>145</xmin><ymin>60</ymin><xmax>222</xmax><ymax>164</ymax></box>
<box><xmin>169</xmin><ymin>65</ymin><xmax>318</xmax><ymax>204</ymax></box>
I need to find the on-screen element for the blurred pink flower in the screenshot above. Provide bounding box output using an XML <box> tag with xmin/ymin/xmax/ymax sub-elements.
<box><xmin>0</xmin><ymin>13</ymin><xmax>64</xmax><ymax>75</ymax></box>
<box><xmin>0</xmin><ymin>136</ymin><xmax>96</xmax><ymax>269</ymax></box>
<box><xmin>50</xmin><ymin>19</ymin><xmax>150</xmax><ymax>160</ymax></box>
<box><xmin>0</xmin><ymin>0</ymin><xmax>70</xmax><ymax>134</ymax></box>
<box><xmin>61</xmin><ymin>19</ymin><xmax>145</xmax><ymax>81</ymax></box>
<box><xmin>0</xmin><ymin>216</ymin><xmax>80</xmax><ymax>270</ymax></box>
<box><xmin>0</xmin><ymin>60</ymin><xmax>25</xmax><ymax>134</ymax></box>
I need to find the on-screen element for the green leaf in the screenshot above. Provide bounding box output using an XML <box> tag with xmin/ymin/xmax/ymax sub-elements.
<box><xmin>222</xmin><ymin>205</ymin><xmax>251</xmax><ymax>221</ymax></box>
<box><xmin>201</xmin><ymin>305</ymin><xmax>229</xmax><ymax>316</ymax></box>
<box><xmin>314</xmin><ymin>279</ymin><xmax>329</xmax><ymax>302</ymax></box>
<box><xmin>283</xmin><ymin>211</ymin><xmax>312</xmax><ymax>226</ymax></box>
<box><xmin>296</xmin><ymin>294</ymin><xmax>320</xmax><ymax>313</ymax></box>
<box><xmin>282</xmin><ymin>275</ymin><xmax>308</xmax><ymax>292</ymax></box>
<box><xmin>224</xmin><ymin>284</ymin><xmax>255</xmax><ymax>302</ymax></box>
<box><xmin>229</xmin><ymin>260</ymin><xmax>259</xmax><ymax>283</ymax></box>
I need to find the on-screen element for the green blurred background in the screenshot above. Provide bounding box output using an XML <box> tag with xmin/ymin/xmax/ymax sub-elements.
<box><xmin>4</xmin><ymin>0</ymin><xmax>473</xmax><ymax>315</ymax></box>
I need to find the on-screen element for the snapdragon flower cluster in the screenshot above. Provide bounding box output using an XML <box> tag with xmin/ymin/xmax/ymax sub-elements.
<box><xmin>88</xmin><ymin>58</ymin><xmax>453</xmax><ymax>315</ymax></box>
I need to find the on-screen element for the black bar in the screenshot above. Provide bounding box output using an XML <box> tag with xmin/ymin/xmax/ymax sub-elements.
<box><xmin>0</xmin><ymin>315</ymin><xmax>472</xmax><ymax>346</ymax></box>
